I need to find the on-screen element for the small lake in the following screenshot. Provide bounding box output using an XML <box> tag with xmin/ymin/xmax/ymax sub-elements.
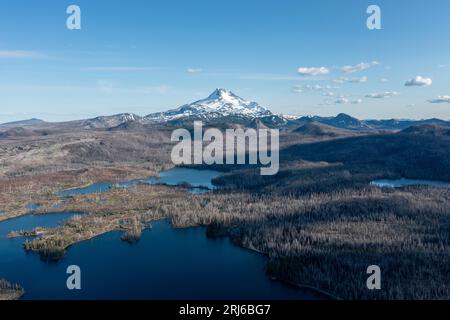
<box><xmin>371</xmin><ymin>178</ymin><xmax>450</xmax><ymax>188</ymax></box>
<box><xmin>0</xmin><ymin>212</ymin><xmax>80</xmax><ymax>234</ymax></box>
<box><xmin>57</xmin><ymin>167</ymin><xmax>222</xmax><ymax>195</ymax></box>
<box><xmin>25</xmin><ymin>204</ymin><xmax>42</xmax><ymax>210</ymax></box>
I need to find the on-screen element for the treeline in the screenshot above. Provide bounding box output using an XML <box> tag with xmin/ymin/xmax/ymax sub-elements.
<box><xmin>147</xmin><ymin>180</ymin><xmax>450</xmax><ymax>299</ymax></box>
<box><xmin>0</xmin><ymin>278</ymin><xmax>24</xmax><ymax>300</ymax></box>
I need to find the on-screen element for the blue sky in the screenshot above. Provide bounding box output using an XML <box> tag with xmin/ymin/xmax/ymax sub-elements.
<box><xmin>0</xmin><ymin>0</ymin><xmax>449</xmax><ymax>122</ymax></box>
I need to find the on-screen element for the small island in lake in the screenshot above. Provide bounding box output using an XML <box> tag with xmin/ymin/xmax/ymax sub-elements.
<box><xmin>0</xmin><ymin>278</ymin><xmax>24</xmax><ymax>300</ymax></box>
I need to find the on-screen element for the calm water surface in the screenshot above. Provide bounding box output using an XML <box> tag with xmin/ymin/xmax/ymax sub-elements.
<box><xmin>371</xmin><ymin>178</ymin><xmax>450</xmax><ymax>188</ymax></box>
<box><xmin>1</xmin><ymin>218</ymin><xmax>321</xmax><ymax>300</ymax></box>
<box><xmin>0</xmin><ymin>168</ymin><xmax>323</xmax><ymax>300</ymax></box>
<box><xmin>57</xmin><ymin>168</ymin><xmax>222</xmax><ymax>195</ymax></box>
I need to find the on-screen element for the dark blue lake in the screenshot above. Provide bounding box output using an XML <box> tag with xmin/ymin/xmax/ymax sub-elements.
<box><xmin>0</xmin><ymin>168</ymin><xmax>323</xmax><ymax>300</ymax></box>
<box><xmin>1</xmin><ymin>217</ymin><xmax>321</xmax><ymax>300</ymax></box>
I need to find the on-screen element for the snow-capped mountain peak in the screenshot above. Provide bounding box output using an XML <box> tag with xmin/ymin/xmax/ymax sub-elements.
<box><xmin>204</xmin><ymin>88</ymin><xmax>245</xmax><ymax>103</ymax></box>
<box><xmin>144</xmin><ymin>89</ymin><xmax>273</xmax><ymax>122</ymax></box>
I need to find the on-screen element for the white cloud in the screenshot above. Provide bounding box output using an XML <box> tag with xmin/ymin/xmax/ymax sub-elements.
<box><xmin>428</xmin><ymin>96</ymin><xmax>450</xmax><ymax>104</ymax></box>
<box><xmin>186</xmin><ymin>68</ymin><xmax>202</xmax><ymax>74</ymax></box>
<box><xmin>335</xmin><ymin>97</ymin><xmax>349</xmax><ymax>104</ymax></box>
<box><xmin>0</xmin><ymin>50</ymin><xmax>45</xmax><ymax>59</ymax></box>
<box><xmin>438</xmin><ymin>64</ymin><xmax>448</xmax><ymax>69</ymax></box>
<box><xmin>297</xmin><ymin>67</ymin><xmax>329</xmax><ymax>76</ymax></box>
<box><xmin>380</xmin><ymin>78</ymin><xmax>388</xmax><ymax>82</ymax></box>
<box><xmin>341</xmin><ymin>62</ymin><xmax>371</xmax><ymax>74</ymax></box>
<box><xmin>351</xmin><ymin>99</ymin><xmax>363</xmax><ymax>104</ymax></box>
<box><xmin>405</xmin><ymin>76</ymin><xmax>432</xmax><ymax>87</ymax></box>
<box><xmin>365</xmin><ymin>91</ymin><xmax>399</xmax><ymax>99</ymax></box>
<box><xmin>292</xmin><ymin>84</ymin><xmax>326</xmax><ymax>93</ymax></box>
<box><xmin>351</xmin><ymin>76</ymin><xmax>368</xmax><ymax>83</ymax></box>
<box><xmin>293</xmin><ymin>84</ymin><xmax>340</xmax><ymax>94</ymax></box>
<box><xmin>334</xmin><ymin>76</ymin><xmax>368</xmax><ymax>84</ymax></box>
<box><xmin>333</xmin><ymin>79</ymin><xmax>345</xmax><ymax>84</ymax></box>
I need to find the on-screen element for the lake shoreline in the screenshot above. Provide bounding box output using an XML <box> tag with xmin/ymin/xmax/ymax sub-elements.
<box><xmin>11</xmin><ymin>213</ymin><xmax>337</xmax><ymax>300</ymax></box>
<box><xmin>3</xmin><ymin>165</ymin><xmax>450</xmax><ymax>299</ymax></box>
<box><xmin>0</xmin><ymin>278</ymin><xmax>25</xmax><ymax>301</ymax></box>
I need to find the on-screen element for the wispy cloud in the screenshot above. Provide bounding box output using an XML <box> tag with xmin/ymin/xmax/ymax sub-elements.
<box><xmin>297</xmin><ymin>67</ymin><xmax>329</xmax><ymax>76</ymax></box>
<box><xmin>405</xmin><ymin>76</ymin><xmax>432</xmax><ymax>87</ymax></box>
<box><xmin>351</xmin><ymin>99</ymin><xmax>363</xmax><ymax>104</ymax></box>
<box><xmin>0</xmin><ymin>50</ymin><xmax>45</xmax><ymax>59</ymax></box>
<box><xmin>365</xmin><ymin>91</ymin><xmax>399</xmax><ymax>99</ymax></box>
<box><xmin>341</xmin><ymin>62</ymin><xmax>370</xmax><ymax>74</ymax></box>
<box><xmin>333</xmin><ymin>76</ymin><xmax>368</xmax><ymax>84</ymax></box>
<box><xmin>334</xmin><ymin>97</ymin><xmax>349</xmax><ymax>104</ymax></box>
<box><xmin>341</xmin><ymin>61</ymin><xmax>379</xmax><ymax>74</ymax></box>
<box><xmin>332</xmin><ymin>96</ymin><xmax>362</xmax><ymax>104</ymax></box>
<box><xmin>292</xmin><ymin>84</ymin><xmax>338</xmax><ymax>93</ymax></box>
<box><xmin>293</xmin><ymin>84</ymin><xmax>324</xmax><ymax>93</ymax></box>
<box><xmin>186</xmin><ymin>68</ymin><xmax>202</xmax><ymax>74</ymax></box>
<box><xmin>428</xmin><ymin>96</ymin><xmax>450</xmax><ymax>104</ymax></box>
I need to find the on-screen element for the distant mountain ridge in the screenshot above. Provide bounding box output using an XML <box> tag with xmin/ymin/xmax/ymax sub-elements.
<box><xmin>291</xmin><ymin>113</ymin><xmax>450</xmax><ymax>131</ymax></box>
<box><xmin>401</xmin><ymin>124</ymin><xmax>450</xmax><ymax>136</ymax></box>
<box><xmin>78</xmin><ymin>113</ymin><xmax>142</xmax><ymax>129</ymax></box>
<box><xmin>1</xmin><ymin>89</ymin><xmax>450</xmax><ymax>132</ymax></box>
<box><xmin>0</xmin><ymin>118</ymin><xmax>46</xmax><ymax>130</ymax></box>
<box><xmin>1</xmin><ymin>118</ymin><xmax>45</xmax><ymax>126</ymax></box>
<box><xmin>294</xmin><ymin>122</ymin><xmax>355</xmax><ymax>137</ymax></box>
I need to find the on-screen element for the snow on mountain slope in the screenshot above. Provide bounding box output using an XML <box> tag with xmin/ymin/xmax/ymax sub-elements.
<box><xmin>81</xmin><ymin>113</ymin><xmax>142</xmax><ymax>129</ymax></box>
<box><xmin>144</xmin><ymin>88</ymin><xmax>273</xmax><ymax>122</ymax></box>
